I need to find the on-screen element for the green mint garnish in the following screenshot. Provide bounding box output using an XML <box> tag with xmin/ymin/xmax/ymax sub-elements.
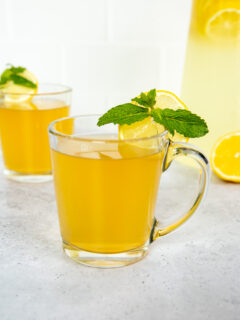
<box><xmin>7</xmin><ymin>64</ymin><xmax>26</xmax><ymax>74</ymax></box>
<box><xmin>151</xmin><ymin>108</ymin><xmax>208</xmax><ymax>138</ymax></box>
<box><xmin>97</xmin><ymin>89</ymin><xmax>209</xmax><ymax>138</ymax></box>
<box><xmin>0</xmin><ymin>69</ymin><xmax>12</xmax><ymax>85</ymax></box>
<box><xmin>9</xmin><ymin>74</ymin><xmax>36</xmax><ymax>89</ymax></box>
<box><xmin>97</xmin><ymin>103</ymin><xmax>149</xmax><ymax>126</ymax></box>
<box><xmin>131</xmin><ymin>88</ymin><xmax>156</xmax><ymax>108</ymax></box>
<box><xmin>0</xmin><ymin>64</ymin><xmax>37</xmax><ymax>89</ymax></box>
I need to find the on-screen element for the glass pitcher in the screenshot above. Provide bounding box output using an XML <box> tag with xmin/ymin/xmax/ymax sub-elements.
<box><xmin>181</xmin><ymin>0</ymin><xmax>240</xmax><ymax>156</ymax></box>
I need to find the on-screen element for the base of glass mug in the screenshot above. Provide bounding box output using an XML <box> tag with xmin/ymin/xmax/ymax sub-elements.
<box><xmin>4</xmin><ymin>169</ymin><xmax>53</xmax><ymax>183</ymax></box>
<box><xmin>63</xmin><ymin>241</ymin><xmax>149</xmax><ymax>268</ymax></box>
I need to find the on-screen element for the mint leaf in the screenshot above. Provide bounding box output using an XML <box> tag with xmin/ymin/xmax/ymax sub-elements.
<box><xmin>9</xmin><ymin>66</ymin><xmax>26</xmax><ymax>74</ymax></box>
<box><xmin>10</xmin><ymin>74</ymin><xmax>37</xmax><ymax>89</ymax></box>
<box><xmin>0</xmin><ymin>65</ymin><xmax>35</xmax><ymax>88</ymax></box>
<box><xmin>151</xmin><ymin>108</ymin><xmax>209</xmax><ymax>138</ymax></box>
<box><xmin>97</xmin><ymin>103</ymin><xmax>149</xmax><ymax>126</ymax></box>
<box><xmin>132</xmin><ymin>89</ymin><xmax>156</xmax><ymax>108</ymax></box>
<box><xmin>0</xmin><ymin>69</ymin><xmax>13</xmax><ymax>85</ymax></box>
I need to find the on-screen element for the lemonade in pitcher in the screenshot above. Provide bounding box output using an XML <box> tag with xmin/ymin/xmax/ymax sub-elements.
<box><xmin>181</xmin><ymin>0</ymin><xmax>240</xmax><ymax>156</ymax></box>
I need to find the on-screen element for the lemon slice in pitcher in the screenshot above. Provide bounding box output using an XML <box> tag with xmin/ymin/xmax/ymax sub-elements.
<box><xmin>119</xmin><ymin>90</ymin><xmax>189</xmax><ymax>143</ymax></box>
<box><xmin>0</xmin><ymin>65</ymin><xmax>38</xmax><ymax>103</ymax></box>
<box><xmin>205</xmin><ymin>8</ymin><xmax>240</xmax><ymax>41</ymax></box>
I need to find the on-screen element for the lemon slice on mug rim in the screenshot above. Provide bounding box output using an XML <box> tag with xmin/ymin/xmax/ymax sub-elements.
<box><xmin>0</xmin><ymin>68</ymin><xmax>38</xmax><ymax>105</ymax></box>
<box><xmin>119</xmin><ymin>90</ymin><xmax>189</xmax><ymax>143</ymax></box>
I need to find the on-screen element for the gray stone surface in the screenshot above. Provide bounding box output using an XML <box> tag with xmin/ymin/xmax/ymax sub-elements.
<box><xmin>0</xmin><ymin>161</ymin><xmax>239</xmax><ymax>320</ymax></box>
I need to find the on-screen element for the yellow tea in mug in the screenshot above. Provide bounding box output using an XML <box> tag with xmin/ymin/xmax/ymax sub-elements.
<box><xmin>51</xmin><ymin>138</ymin><xmax>164</xmax><ymax>254</ymax></box>
<box><xmin>0</xmin><ymin>99</ymin><xmax>69</xmax><ymax>174</ymax></box>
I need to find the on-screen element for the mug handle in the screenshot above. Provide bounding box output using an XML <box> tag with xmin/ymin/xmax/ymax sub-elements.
<box><xmin>151</xmin><ymin>140</ymin><xmax>210</xmax><ymax>241</ymax></box>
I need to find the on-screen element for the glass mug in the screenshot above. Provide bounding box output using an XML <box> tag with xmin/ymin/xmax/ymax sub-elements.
<box><xmin>0</xmin><ymin>84</ymin><xmax>71</xmax><ymax>182</ymax></box>
<box><xmin>49</xmin><ymin>115</ymin><xmax>210</xmax><ymax>268</ymax></box>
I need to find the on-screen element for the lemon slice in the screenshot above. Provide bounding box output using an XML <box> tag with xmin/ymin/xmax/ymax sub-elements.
<box><xmin>4</xmin><ymin>101</ymin><xmax>37</xmax><ymax>110</ymax></box>
<box><xmin>119</xmin><ymin>90</ymin><xmax>188</xmax><ymax>143</ymax></box>
<box><xmin>211</xmin><ymin>131</ymin><xmax>240</xmax><ymax>182</ymax></box>
<box><xmin>205</xmin><ymin>8</ymin><xmax>240</xmax><ymax>41</ymax></box>
<box><xmin>0</xmin><ymin>69</ymin><xmax>38</xmax><ymax>103</ymax></box>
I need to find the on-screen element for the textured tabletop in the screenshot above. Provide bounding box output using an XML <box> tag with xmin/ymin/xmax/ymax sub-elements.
<box><xmin>0</xmin><ymin>161</ymin><xmax>239</xmax><ymax>320</ymax></box>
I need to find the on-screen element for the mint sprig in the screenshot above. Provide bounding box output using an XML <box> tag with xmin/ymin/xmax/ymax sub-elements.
<box><xmin>0</xmin><ymin>65</ymin><xmax>37</xmax><ymax>89</ymax></box>
<box><xmin>97</xmin><ymin>89</ymin><xmax>209</xmax><ymax>138</ymax></box>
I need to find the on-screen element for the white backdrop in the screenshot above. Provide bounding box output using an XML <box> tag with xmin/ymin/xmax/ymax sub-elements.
<box><xmin>0</xmin><ymin>0</ymin><xmax>192</xmax><ymax>114</ymax></box>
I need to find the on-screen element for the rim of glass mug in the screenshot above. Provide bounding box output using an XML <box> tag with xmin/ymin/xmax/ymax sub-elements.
<box><xmin>48</xmin><ymin>114</ymin><xmax>168</xmax><ymax>142</ymax></box>
<box><xmin>0</xmin><ymin>83</ymin><xmax>72</xmax><ymax>97</ymax></box>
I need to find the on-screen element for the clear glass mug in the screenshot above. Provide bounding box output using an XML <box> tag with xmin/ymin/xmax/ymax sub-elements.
<box><xmin>48</xmin><ymin>115</ymin><xmax>210</xmax><ymax>268</ymax></box>
<box><xmin>0</xmin><ymin>84</ymin><xmax>71</xmax><ymax>182</ymax></box>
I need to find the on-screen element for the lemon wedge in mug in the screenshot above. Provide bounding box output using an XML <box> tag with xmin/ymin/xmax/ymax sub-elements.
<box><xmin>0</xmin><ymin>65</ymin><xmax>38</xmax><ymax>103</ymax></box>
<box><xmin>118</xmin><ymin>90</ymin><xmax>189</xmax><ymax>159</ymax></box>
<box><xmin>119</xmin><ymin>90</ymin><xmax>189</xmax><ymax>143</ymax></box>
